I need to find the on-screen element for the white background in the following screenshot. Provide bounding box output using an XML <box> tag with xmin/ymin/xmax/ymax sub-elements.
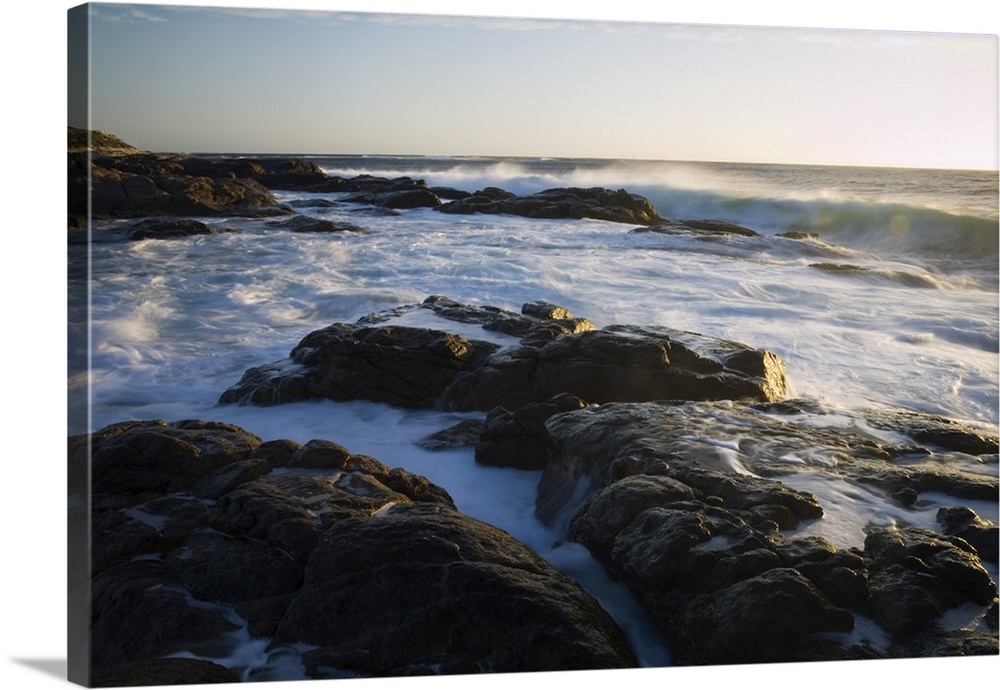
<box><xmin>2</xmin><ymin>1</ymin><xmax>997</xmax><ymax>689</ymax></box>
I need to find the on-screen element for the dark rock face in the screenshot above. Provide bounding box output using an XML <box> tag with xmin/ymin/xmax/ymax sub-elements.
<box><xmin>274</xmin><ymin>503</ymin><xmax>638</xmax><ymax>677</ymax></box>
<box><xmin>443</xmin><ymin>324</ymin><xmax>788</xmax><ymax>411</ymax></box>
<box><xmin>864</xmin><ymin>526</ymin><xmax>998</xmax><ymax>637</ymax></box>
<box><xmin>220</xmin><ymin>321</ymin><xmax>501</xmax><ymax>408</ymax></box>
<box><xmin>125</xmin><ymin>218</ymin><xmax>219</xmax><ymax>240</ymax></box>
<box><xmin>265</xmin><ymin>215</ymin><xmax>369</xmax><ymax>234</ymax></box>
<box><xmin>220</xmin><ymin>297</ymin><xmax>788</xmax><ymax>412</ymax></box>
<box><xmin>937</xmin><ymin>505</ymin><xmax>999</xmax><ymax>562</ymax></box>
<box><xmin>89</xmin><ymin>658</ymin><xmax>241</xmax><ymax>688</ymax></box>
<box><xmin>476</xmin><ymin>393</ymin><xmax>587</xmax><ymax>470</ymax></box>
<box><xmin>415</xmin><ymin>419</ymin><xmax>485</xmax><ymax>450</ymax></box>
<box><xmin>532</xmin><ymin>399</ymin><xmax>999</xmax><ymax>664</ymax></box>
<box><xmin>70</xmin><ymin>133</ymin><xmax>666</xmax><ymax>229</ymax></box>
<box><xmin>70</xmin><ymin>152</ymin><xmax>295</xmax><ymax>222</ymax></box>
<box><xmin>86</xmin><ymin>419</ymin><xmax>264</xmax><ymax>496</ymax></box>
<box><xmin>437</xmin><ymin>186</ymin><xmax>664</xmax><ymax>225</ymax></box>
<box><xmin>77</xmin><ymin>419</ymin><xmax>637</xmax><ymax>679</ymax></box>
<box><xmin>340</xmin><ymin>179</ymin><xmax>443</xmax><ymax>209</ymax></box>
<box><xmin>631</xmin><ymin>219</ymin><xmax>761</xmax><ymax>238</ymax></box>
<box><xmin>70</xmin><ymin>129</ymin><xmax>668</xmax><ymax>229</ymax></box>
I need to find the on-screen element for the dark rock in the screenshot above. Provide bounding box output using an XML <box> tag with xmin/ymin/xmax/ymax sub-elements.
<box><xmin>443</xmin><ymin>323</ymin><xmax>787</xmax><ymax>411</ymax></box>
<box><xmin>273</xmin><ymin>503</ymin><xmax>638</xmax><ymax>675</ymax></box>
<box><xmin>777</xmin><ymin>230</ymin><xmax>820</xmax><ymax>240</ymax></box>
<box><xmin>475</xmin><ymin>394</ymin><xmax>587</xmax><ymax>470</ymax></box>
<box><xmin>125</xmin><ymin>218</ymin><xmax>217</xmax><ymax>240</ymax></box>
<box><xmin>87</xmin><ymin>419</ymin><xmax>262</xmax><ymax>495</ymax></box>
<box><xmin>890</xmin><ymin>629</ymin><xmax>999</xmax><ymax>658</ymax></box>
<box><xmin>130</xmin><ymin>495</ymin><xmax>212</xmax><ymax>545</ymax></box>
<box><xmin>631</xmin><ymin>219</ymin><xmax>760</xmax><ymax>237</ymax></box>
<box><xmin>249</xmin><ymin>438</ymin><xmax>302</xmax><ymax>466</ymax></box>
<box><xmin>220</xmin><ymin>322</ymin><xmax>501</xmax><ymax>408</ymax></box>
<box><xmin>69</xmin><ymin>126</ymin><xmax>140</xmax><ymax>154</ymax></box>
<box><xmin>937</xmin><ymin>506</ymin><xmax>999</xmax><ymax>562</ymax></box>
<box><xmin>865</xmin><ymin>409</ymin><xmax>999</xmax><ymax>456</ymax></box>
<box><xmin>192</xmin><ymin>457</ymin><xmax>271</xmax><ymax>499</ymax></box>
<box><xmin>86</xmin><ymin>417</ymin><xmax>635</xmax><ymax>679</ymax></box>
<box><xmin>677</xmin><ymin>568</ymin><xmax>854</xmax><ymax>664</ymax></box>
<box><xmin>68</xmin><ymin>131</ymin><xmax>357</xmax><ymax>223</ymax></box>
<box><xmin>284</xmin><ymin>438</ymin><xmax>353</xmax><ymax>469</ymax></box>
<box><xmin>346</xmin><ymin>187</ymin><xmax>442</xmax><ymax>209</ymax></box>
<box><xmin>90</xmin><ymin>560</ymin><xmax>241</xmax><ymax>669</ymax></box>
<box><xmin>438</xmin><ymin>186</ymin><xmax>663</xmax><ymax>225</ymax></box>
<box><xmin>287</xmin><ymin>198</ymin><xmax>342</xmax><ymax>209</ymax></box>
<box><xmin>165</xmin><ymin>531</ymin><xmax>304</xmax><ymax>605</ymax></box>
<box><xmin>521</xmin><ymin>300</ymin><xmax>575</xmax><ymax>320</ymax></box>
<box><xmin>90</xmin><ymin>510</ymin><xmax>163</xmax><ymax>572</ymax></box>
<box><xmin>266</xmin><ymin>214</ymin><xmax>369</xmax><ymax>234</ymax></box>
<box><xmin>234</xmin><ymin>594</ymin><xmax>295</xmax><ymax>639</ymax></box>
<box><xmin>210</xmin><ymin>472</ymin><xmax>396</xmax><ymax>562</ymax></box>
<box><xmin>774</xmin><ymin>535</ymin><xmax>869</xmax><ymax>609</ymax></box>
<box><xmin>416</xmin><ymin>419</ymin><xmax>485</xmax><ymax>450</ymax></box>
<box><xmin>220</xmin><ymin>298</ymin><xmax>788</xmax><ymax>415</ymax></box>
<box><xmin>863</xmin><ymin>526</ymin><xmax>998</xmax><ymax>637</ymax></box>
<box><xmin>77</xmin><ymin>157</ymin><xmax>293</xmax><ymax>220</ymax></box>
<box><xmin>90</xmin><ymin>658</ymin><xmax>241</xmax><ymax>687</ymax></box>
<box><xmin>569</xmin><ymin>475</ymin><xmax>698</xmax><ymax>560</ymax></box>
<box><xmin>215</xmin><ymin>360</ymin><xmax>313</xmax><ymax>406</ymax></box>
<box><xmin>428</xmin><ymin>186</ymin><xmax>472</xmax><ymax>200</ymax></box>
<box><xmin>532</xmin><ymin>398</ymin><xmax>998</xmax><ymax>663</ymax></box>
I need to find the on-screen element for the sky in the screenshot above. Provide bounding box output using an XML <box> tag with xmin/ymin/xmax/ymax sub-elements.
<box><xmin>72</xmin><ymin>1</ymin><xmax>1000</xmax><ymax>169</ymax></box>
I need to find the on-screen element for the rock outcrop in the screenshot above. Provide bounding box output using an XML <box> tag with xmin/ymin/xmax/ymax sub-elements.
<box><xmin>438</xmin><ymin>186</ymin><xmax>664</xmax><ymax>225</ymax></box>
<box><xmin>68</xmin><ymin>128</ymin><xmax>666</xmax><ymax>228</ymax></box>
<box><xmin>219</xmin><ymin>297</ymin><xmax>788</xmax><ymax>411</ymax></box>
<box><xmin>529</xmin><ymin>399</ymin><xmax>999</xmax><ymax>664</ymax></box>
<box><xmin>73</xmin><ymin>419</ymin><xmax>638</xmax><ymax>682</ymax></box>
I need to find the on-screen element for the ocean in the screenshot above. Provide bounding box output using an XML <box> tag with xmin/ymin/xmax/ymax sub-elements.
<box><xmin>69</xmin><ymin>155</ymin><xmax>999</xmax><ymax>674</ymax></box>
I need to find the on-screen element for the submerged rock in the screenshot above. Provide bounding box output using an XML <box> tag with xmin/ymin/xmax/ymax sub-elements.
<box><xmin>631</xmin><ymin>219</ymin><xmax>761</xmax><ymax>238</ymax></box>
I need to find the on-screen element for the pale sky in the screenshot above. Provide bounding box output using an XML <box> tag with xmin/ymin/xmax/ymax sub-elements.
<box><xmin>74</xmin><ymin>1</ymin><xmax>999</xmax><ymax>168</ymax></box>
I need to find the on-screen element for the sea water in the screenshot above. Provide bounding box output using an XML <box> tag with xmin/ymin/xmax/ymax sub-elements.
<box><xmin>69</xmin><ymin>156</ymin><xmax>999</xmax><ymax>669</ymax></box>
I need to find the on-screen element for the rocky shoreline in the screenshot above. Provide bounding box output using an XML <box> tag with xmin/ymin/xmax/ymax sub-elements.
<box><xmin>68</xmin><ymin>127</ymin><xmax>664</xmax><ymax>230</ymax></box>
<box><xmin>72</xmin><ymin>296</ymin><xmax>999</xmax><ymax>683</ymax></box>
<box><xmin>70</xmin><ymin>130</ymin><xmax>999</xmax><ymax>683</ymax></box>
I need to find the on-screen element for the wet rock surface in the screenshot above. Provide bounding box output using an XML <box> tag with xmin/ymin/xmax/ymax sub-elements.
<box><xmin>219</xmin><ymin>296</ymin><xmax>789</xmax><ymax>410</ymax></box>
<box><xmin>70</xmin><ymin>131</ymin><xmax>665</xmax><ymax>229</ymax></box>
<box><xmin>532</xmin><ymin>399</ymin><xmax>998</xmax><ymax>664</ymax></box>
<box><xmin>75</xmin><ymin>419</ymin><xmax>638</xmax><ymax>679</ymax></box>
<box><xmin>436</xmin><ymin>186</ymin><xmax>664</xmax><ymax>225</ymax></box>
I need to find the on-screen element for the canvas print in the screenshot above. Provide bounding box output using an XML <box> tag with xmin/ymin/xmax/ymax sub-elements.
<box><xmin>67</xmin><ymin>2</ymin><xmax>999</xmax><ymax>687</ymax></box>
